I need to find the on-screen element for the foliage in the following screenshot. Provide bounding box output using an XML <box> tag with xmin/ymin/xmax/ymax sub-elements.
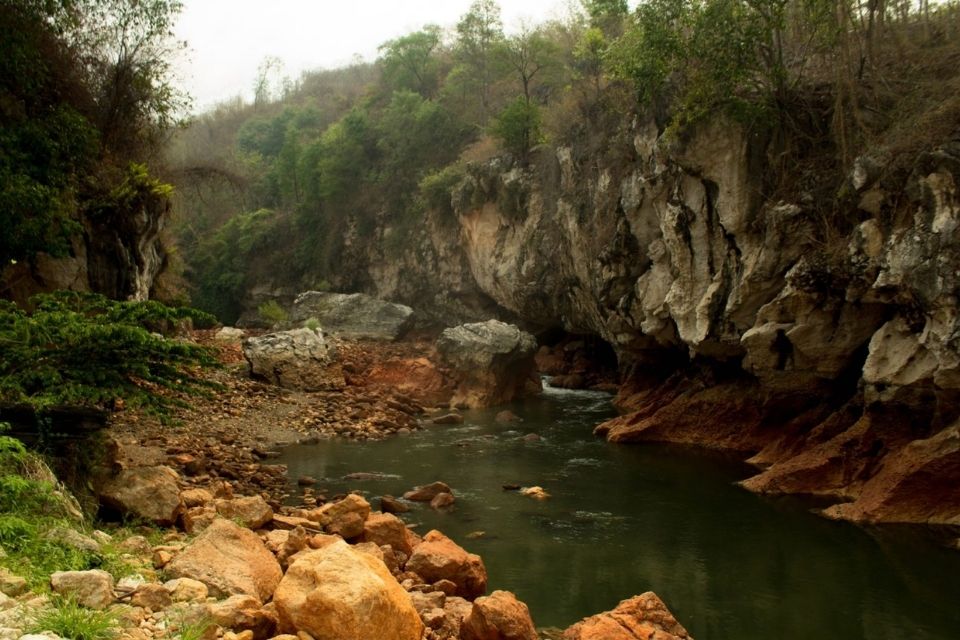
<box><xmin>0</xmin><ymin>293</ymin><xmax>218</xmax><ymax>414</ymax></box>
<box><xmin>0</xmin><ymin>0</ymin><xmax>186</xmax><ymax>266</ymax></box>
<box><xmin>257</xmin><ymin>300</ymin><xmax>289</xmax><ymax>326</ymax></box>
<box><xmin>189</xmin><ymin>208</ymin><xmax>284</xmax><ymax>322</ymax></box>
<box><xmin>378</xmin><ymin>25</ymin><xmax>444</xmax><ymax>98</ymax></box>
<box><xmin>302</xmin><ymin>317</ymin><xmax>321</xmax><ymax>332</ymax></box>
<box><xmin>419</xmin><ymin>164</ymin><xmax>466</xmax><ymax>215</ymax></box>
<box><xmin>492</xmin><ymin>97</ymin><xmax>543</xmax><ymax>160</ymax></box>
<box><xmin>30</xmin><ymin>597</ymin><xmax>118</xmax><ymax>640</ymax></box>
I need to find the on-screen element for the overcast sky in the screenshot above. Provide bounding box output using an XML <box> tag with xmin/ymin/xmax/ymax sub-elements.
<box><xmin>174</xmin><ymin>0</ymin><xmax>581</xmax><ymax>112</ymax></box>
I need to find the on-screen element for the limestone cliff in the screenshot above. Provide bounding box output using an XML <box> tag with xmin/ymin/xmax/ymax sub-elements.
<box><xmin>370</xmin><ymin>115</ymin><xmax>960</xmax><ymax>528</ymax></box>
<box><xmin>0</xmin><ymin>187</ymin><xmax>171</xmax><ymax>305</ymax></box>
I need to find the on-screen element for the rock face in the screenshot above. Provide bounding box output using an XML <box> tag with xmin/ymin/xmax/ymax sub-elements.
<box><xmin>98</xmin><ymin>466</ymin><xmax>183</xmax><ymax>526</ymax></box>
<box><xmin>165</xmin><ymin>518</ymin><xmax>282</xmax><ymax>601</ymax></box>
<box><xmin>357</xmin><ymin>117</ymin><xmax>960</xmax><ymax>526</ymax></box>
<box><xmin>406</xmin><ymin>530</ymin><xmax>487</xmax><ymax>599</ymax></box>
<box><xmin>436</xmin><ymin>320</ymin><xmax>540</xmax><ymax>408</ymax></box>
<box><xmin>273</xmin><ymin>541</ymin><xmax>423</xmax><ymax>640</ymax></box>
<box><xmin>242</xmin><ymin>328</ymin><xmax>345</xmax><ymax>391</ymax></box>
<box><xmin>289</xmin><ymin>292</ymin><xmax>414</xmax><ymax>341</ymax></box>
<box><xmin>563</xmin><ymin>592</ymin><xmax>692</xmax><ymax>640</ymax></box>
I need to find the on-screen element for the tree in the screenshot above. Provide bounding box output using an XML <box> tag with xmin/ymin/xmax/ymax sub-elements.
<box><xmin>378</xmin><ymin>25</ymin><xmax>444</xmax><ymax>98</ymax></box>
<box><xmin>454</xmin><ymin>0</ymin><xmax>505</xmax><ymax>121</ymax></box>
<box><xmin>492</xmin><ymin>97</ymin><xmax>542</xmax><ymax>161</ymax></box>
<box><xmin>499</xmin><ymin>25</ymin><xmax>560</xmax><ymax>106</ymax></box>
<box><xmin>582</xmin><ymin>0</ymin><xmax>629</xmax><ymax>36</ymax></box>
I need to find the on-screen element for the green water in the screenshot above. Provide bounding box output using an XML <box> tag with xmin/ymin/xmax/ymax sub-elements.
<box><xmin>278</xmin><ymin>384</ymin><xmax>960</xmax><ymax>639</ymax></box>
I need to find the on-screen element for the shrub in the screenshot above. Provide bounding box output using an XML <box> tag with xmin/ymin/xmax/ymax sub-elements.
<box><xmin>258</xmin><ymin>300</ymin><xmax>289</xmax><ymax>326</ymax></box>
<box><xmin>30</xmin><ymin>597</ymin><xmax>118</xmax><ymax>640</ymax></box>
<box><xmin>0</xmin><ymin>293</ymin><xmax>218</xmax><ymax>415</ymax></box>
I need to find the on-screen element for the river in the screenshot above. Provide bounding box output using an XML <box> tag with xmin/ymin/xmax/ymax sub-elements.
<box><xmin>278</xmin><ymin>383</ymin><xmax>960</xmax><ymax>639</ymax></box>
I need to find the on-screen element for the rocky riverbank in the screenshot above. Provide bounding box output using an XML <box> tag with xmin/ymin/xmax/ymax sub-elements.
<box><xmin>0</xmin><ymin>328</ymin><xmax>693</xmax><ymax>640</ymax></box>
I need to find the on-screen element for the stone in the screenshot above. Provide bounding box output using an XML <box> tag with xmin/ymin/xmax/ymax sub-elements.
<box><xmin>562</xmin><ymin>592</ymin><xmax>692</xmax><ymax>640</ymax></box>
<box><xmin>380</xmin><ymin>495</ymin><xmax>410</xmax><ymax>514</ymax></box>
<box><xmin>131</xmin><ymin>584</ymin><xmax>172</xmax><ymax>611</ymax></box>
<box><xmin>312</xmin><ymin>494</ymin><xmax>370</xmax><ymax>539</ymax></box>
<box><xmin>98</xmin><ymin>466</ymin><xmax>183</xmax><ymax>526</ymax></box>
<box><xmin>165</xmin><ymin>518</ymin><xmax>282</xmax><ymax>601</ymax></box>
<box><xmin>183</xmin><ymin>506</ymin><xmax>218</xmax><ymax>534</ymax></box>
<box><xmin>362</xmin><ymin>512</ymin><xmax>416</xmax><ymax>556</ymax></box>
<box><xmin>461</xmin><ymin>590</ymin><xmax>538</xmax><ymax>640</ymax></box>
<box><xmin>436</xmin><ymin>320</ymin><xmax>541</xmax><ymax>408</ymax></box>
<box><xmin>164</xmin><ymin>578</ymin><xmax>209</xmax><ymax>603</ymax></box>
<box><xmin>273</xmin><ymin>540</ymin><xmax>423</xmax><ymax>640</ymax></box>
<box><xmin>181</xmin><ymin>488</ymin><xmax>214</xmax><ymax>508</ymax></box>
<box><xmin>406</xmin><ymin>530</ymin><xmax>487</xmax><ymax>600</ymax></box>
<box><xmin>42</xmin><ymin>528</ymin><xmax>101</xmax><ymax>553</ymax></box>
<box><xmin>0</xmin><ymin>570</ymin><xmax>28</xmax><ymax>598</ymax></box>
<box><xmin>495</xmin><ymin>411</ymin><xmax>520</xmax><ymax>424</ymax></box>
<box><xmin>216</xmin><ymin>496</ymin><xmax>274</xmax><ymax>530</ymax></box>
<box><xmin>432</xmin><ymin>413</ymin><xmax>464</xmax><ymax>425</ymax></box>
<box><xmin>208</xmin><ymin>595</ymin><xmax>278</xmax><ymax>639</ymax></box>
<box><xmin>216</xmin><ymin>327</ymin><xmax>246</xmax><ymax>341</ymax></box>
<box><xmin>430</xmin><ymin>492</ymin><xmax>455</xmax><ymax>510</ymax></box>
<box><xmin>403</xmin><ymin>481</ymin><xmax>452</xmax><ymax>502</ymax></box>
<box><xmin>289</xmin><ymin>292</ymin><xmax>414</xmax><ymax>341</ymax></box>
<box><xmin>242</xmin><ymin>328</ymin><xmax>344</xmax><ymax>391</ymax></box>
<box><xmin>519</xmin><ymin>486</ymin><xmax>550</xmax><ymax>500</ymax></box>
<box><xmin>50</xmin><ymin>570</ymin><xmax>115</xmax><ymax>609</ymax></box>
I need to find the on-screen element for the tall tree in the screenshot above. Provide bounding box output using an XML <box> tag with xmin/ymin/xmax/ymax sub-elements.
<box><xmin>454</xmin><ymin>0</ymin><xmax>505</xmax><ymax>121</ymax></box>
<box><xmin>378</xmin><ymin>25</ymin><xmax>444</xmax><ymax>98</ymax></box>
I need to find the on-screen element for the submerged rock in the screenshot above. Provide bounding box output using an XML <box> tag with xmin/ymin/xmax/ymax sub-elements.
<box><xmin>436</xmin><ymin>320</ymin><xmax>541</xmax><ymax>408</ymax></box>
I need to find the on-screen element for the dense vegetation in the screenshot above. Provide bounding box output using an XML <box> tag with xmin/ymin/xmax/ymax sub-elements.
<box><xmin>169</xmin><ymin>0</ymin><xmax>960</xmax><ymax>323</ymax></box>
<box><xmin>0</xmin><ymin>293</ymin><xmax>217</xmax><ymax>415</ymax></box>
<box><xmin>0</xmin><ymin>0</ymin><xmax>186</xmax><ymax>271</ymax></box>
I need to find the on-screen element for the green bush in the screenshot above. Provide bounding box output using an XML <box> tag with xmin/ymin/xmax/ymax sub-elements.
<box><xmin>0</xmin><ymin>293</ymin><xmax>218</xmax><ymax>415</ymax></box>
<box><xmin>258</xmin><ymin>300</ymin><xmax>289</xmax><ymax>326</ymax></box>
<box><xmin>30</xmin><ymin>597</ymin><xmax>118</xmax><ymax>640</ymax></box>
<box><xmin>491</xmin><ymin>97</ymin><xmax>542</xmax><ymax>161</ymax></box>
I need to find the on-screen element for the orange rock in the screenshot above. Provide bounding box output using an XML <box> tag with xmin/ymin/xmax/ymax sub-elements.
<box><xmin>563</xmin><ymin>592</ymin><xmax>692</xmax><ymax>640</ymax></box>
<box><xmin>461</xmin><ymin>590</ymin><xmax>538</xmax><ymax>640</ymax></box>
<box><xmin>406</xmin><ymin>530</ymin><xmax>487</xmax><ymax>600</ymax></box>
<box><xmin>362</xmin><ymin>512</ymin><xmax>416</xmax><ymax>556</ymax></box>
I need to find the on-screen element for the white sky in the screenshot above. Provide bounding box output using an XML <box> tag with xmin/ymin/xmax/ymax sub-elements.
<box><xmin>174</xmin><ymin>0</ymin><xmax>580</xmax><ymax>112</ymax></box>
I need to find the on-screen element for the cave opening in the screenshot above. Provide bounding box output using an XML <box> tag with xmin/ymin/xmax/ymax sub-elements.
<box><xmin>533</xmin><ymin>329</ymin><xmax>620</xmax><ymax>391</ymax></box>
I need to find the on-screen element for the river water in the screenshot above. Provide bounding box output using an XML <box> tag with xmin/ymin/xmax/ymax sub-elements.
<box><xmin>278</xmin><ymin>383</ymin><xmax>960</xmax><ymax>639</ymax></box>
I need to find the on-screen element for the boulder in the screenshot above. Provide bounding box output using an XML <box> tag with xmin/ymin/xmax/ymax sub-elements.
<box><xmin>242</xmin><ymin>328</ymin><xmax>344</xmax><ymax>391</ymax></box>
<box><xmin>403</xmin><ymin>481</ymin><xmax>452</xmax><ymax>502</ymax></box>
<box><xmin>50</xmin><ymin>570</ymin><xmax>114</xmax><ymax>609</ymax></box>
<box><xmin>430</xmin><ymin>492</ymin><xmax>456</xmax><ymax>510</ymax></box>
<box><xmin>98</xmin><ymin>465</ymin><xmax>183</xmax><ymax>526</ymax></box>
<box><xmin>290</xmin><ymin>292</ymin><xmax>414</xmax><ymax>341</ymax></box>
<box><xmin>563</xmin><ymin>592</ymin><xmax>692</xmax><ymax>640</ymax></box>
<box><xmin>362</xmin><ymin>512</ymin><xmax>416</xmax><ymax>556</ymax></box>
<box><xmin>461</xmin><ymin>590</ymin><xmax>538</xmax><ymax>640</ymax></box>
<box><xmin>164</xmin><ymin>518</ymin><xmax>282</xmax><ymax>601</ymax></box>
<box><xmin>436</xmin><ymin>320</ymin><xmax>541</xmax><ymax>408</ymax></box>
<box><xmin>208</xmin><ymin>594</ymin><xmax>278</xmax><ymax>639</ymax></box>
<box><xmin>131</xmin><ymin>584</ymin><xmax>172</xmax><ymax>611</ymax></box>
<box><xmin>0</xmin><ymin>570</ymin><xmax>27</xmax><ymax>598</ymax></box>
<box><xmin>406</xmin><ymin>530</ymin><xmax>487</xmax><ymax>600</ymax></box>
<box><xmin>164</xmin><ymin>578</ymin><xmax>209</xmax><ymax>603</ymax></box>
<box><xmin>273</xmin><ymin>540</ymin><xmax>423</xmax><ymax>640</ymax></box>
<box><xmin>313</xmin><ymin>494</ymin><xmax>370</xmax><ymax>539</ymax></box>
<box><xmin>216</xmin><ymin>496</ymin><xmax>274</xmax><ymax>530</ymax></box>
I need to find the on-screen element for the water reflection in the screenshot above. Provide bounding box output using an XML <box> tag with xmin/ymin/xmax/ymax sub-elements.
<box><xmin>278</xmin><ymin>385</ymin><xmax>960</xmax><ymax>639</ymax></box>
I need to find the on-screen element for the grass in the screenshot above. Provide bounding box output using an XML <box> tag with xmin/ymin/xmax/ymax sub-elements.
<box><xmin>0</xmin><ymin>425</ymin><xmax>156</xmax><ymax>589</ymax></box>
<box><xmin>29</xmin><ymin>597</ymin><xmax>118</xmax><ymax>640</ymax></box>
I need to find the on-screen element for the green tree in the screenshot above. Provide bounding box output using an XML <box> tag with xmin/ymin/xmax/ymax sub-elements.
<box><xmin>454</xmin><ymin>0</ymin><xmax>505</xmax><ymax>122</ymax></box>
<box><xmin>499</xmin><ymin>25</ymin><xmax>561</xmax><ymax>106</ymax></box>
<box><xmin>492</xmin><ymin>96</ymin><xmax>542</xmax><ymax>161</ymax></box>
<box><xmin>378</xmin><ymin>25</ymin><xmax>444</xmax><ymax>98</ymax></box>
